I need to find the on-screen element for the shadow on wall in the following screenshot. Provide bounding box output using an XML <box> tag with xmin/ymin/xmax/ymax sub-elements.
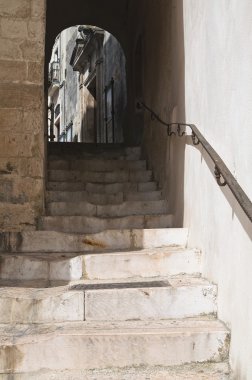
<box><xmin>168</xmin><ymin>0</ymin><xmax>186</xmax><ymax>227</ymax></box>
<box><xmin>140</xmin><ymin>0</ymin><xmax>186</xmax><ymax>227</ymax></box>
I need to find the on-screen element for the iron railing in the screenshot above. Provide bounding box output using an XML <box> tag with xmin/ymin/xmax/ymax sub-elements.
<box><xmin>104</xmin><ymin>77</ymin><xmax>115</xmax><ymax>143</ymax></box>
<box><xmin>137</xmin><ymin>101</ymin><xmax>252</xmax><ymax>223</ymax></box>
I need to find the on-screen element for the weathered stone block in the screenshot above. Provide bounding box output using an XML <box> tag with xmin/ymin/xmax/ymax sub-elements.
<box><xmin>27</xmin><ymin>61</ymin><xmax>43</xmax><ymax>84</ymax></box>
<box><xmin>0</xmin><ymin>108</ymin><xmax>23</xmax><ymax>132</ymax></box>
<box><xmin>31</xmin><ymin>0</ymin><xmax>45</xmax><ymax>19</ymax></box>
<box><xmin>0</xmin><ymin>203</ymin><xmax>36</xmax><ymax>231</ymax></box>
<box><xmin>0</xmin><ymin>158</ymin><xmax>43</xmax><ymax>179</ymax></box>
<box><xmin>0</xmin><ymin>38</ymin><xmax>22</xmax><ymax>60</ymax></box>
<box><xmin>0</xmin><ymin>133</ymin><xmax>39</xmax><ymax>158</ymax></box>
<box><xmin>0</xmin><ymin>0</ymin><xmax>31</xmax><ymax>18</ymax></box>
<box><xmin>20</xmin><ymin>40</ymin><xmax>44</xmax><ymax>62</ymax></box>
<box><xmin>28</xmin><ymin>21</ymin><xmax>44</xmax><ymax>42</ymax></box>
<box><xmin>0</xmin><ymin>83</ymin><xmax>42</xmax><ymax>109</ymax></box>
<box><xmin>0</xmin><ymin>60</ymin><xmax>27</xmax><ymax>82</ymax></box>
<box><xmin>1</xmin><ymin>18</ymin><xmax>28</xmax><ymax>40</ymax></box>
<box><xmin>23</xmin><ymin>108</ymin><xmax>44</xmax><ymax>133</ymax></box>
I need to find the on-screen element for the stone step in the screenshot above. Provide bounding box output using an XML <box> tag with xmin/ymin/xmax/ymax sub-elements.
<box><xmin>0</xmin><ymin>248</ymin><xmax>201</xmax><ymax>282</ymax></box>
<box><xmin>48</xmin><ymin>159</ymin><xmax>147</xmax><ymax>171</ymax></box>
<box><xmin>47</xmin><ymin>200</ymin><xmax>168</xmax><ymax>217</ymax></box>
<box><xmin>82</xmin><ymin>247</ymin><xmax>202</xmax><ymax>281</ymax></box>
<box><xmin>0</xmin><ymin>287</ymin><xmax>84</xmax><ymax>323</ymax></box>
<box><xmin>0</xmin><ymin>276</ymin><xmax>217</xmax><ymax>323</ymax></box>
<box><xmin>83</xmin><ymin>276</ymin><xmax>217</xmax><ymax>321</ymax></box>
<box><xmin>1</xmin><ymin>362</ymin><xmax>230</xmax><ymax>379</ymax></box>
<box><xmin>0</xmin><ymin>228</ymin><xmax>188</xmax><ymax>254</ymax></box>
<box><xmin>48</xmin><ymin>169</ymin><xmax>153</xmax><ymax>183</ymax></box>
<box><xmin>48</xmin><ymin>144</ymin><xmax>141</xmax><ymax>161</ymax></box>
<box><xmin>0</xmin><ymin>319</ymin><xmax>230</xmax><ymax>373</ymax></box>
<box><xmin>46</xmin><ymin>190</ymin><xmax>162</xmax><ymax>203</ymax></box>
<box><xmin>39</xmin><ymin>214</ymin><xmax>173</xmax><ymax>233</ymax></box>
<box><xmin>47</xmin><ymin>181</ymin><xmax>158</xmax><ymax>192</ymax></box>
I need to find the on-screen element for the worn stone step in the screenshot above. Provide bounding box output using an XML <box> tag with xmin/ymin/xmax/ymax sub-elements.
<box><xmin>1</xmin><ymin>362</ymin><xmax>230</xmax><ymax>379</ymax></box>
<box><xmin>46</xmin><ymin>190</ymin><xmax>162</xmax><ymax>204</ymax></box>
<box><xmin>39</xmin><ymin>214</ymin><xmax>173</xmax><ymax>233</ymax></box>
<box><xmin>0</xmin><ymin>319</ymin><xmax>230</xmax><ymax>373</ymax></box>
<box><xmin>48</xmin><ymin>169</ymin><xmax>153</xmax><ymax>183</ymax></box>
<box><xmin>83</xmin><ymin>276</ymin><xmax>217</xmax><ymax>321</ymax></box>
<box><xmin>47</xmin><ymin>181</ymin><xmax>158</xmax><ymax>192</ymax></box>
<box><xmin>47</xmin><ymin>200</ymin><xmax>168</xmax><ymax>217</ymax></box>
<box><xmin>0</xmin><ymin>287</ymin><xmax>84</xmax><ymax>323</ymax></box>
<box><xmin>48</xmin><ymin>144</ymin><xmax>141</xmax><ymax>160</ymax></box>
<box><xmin>81</xmin><ymin>247</ymin><xmax>202</xmax><ymax>280</ymax></box>
<box><xmin>0</xmin><ymin>228</ymin><xmax>188</xmax><ymax>254</ymax></box>
<box><xmin>0</xmin><ymin>277</ymin><xmax>217</xmax><ymax>323</ymax></box>
<box><xmin>0</xmin><ymin>248</ymin><xmax>201</xmax><ymax>282</ymax></box>
<box><xmin>48</xmin><ymin>159</ymin><xmax>146</xmax><ymax>171</ymax></box>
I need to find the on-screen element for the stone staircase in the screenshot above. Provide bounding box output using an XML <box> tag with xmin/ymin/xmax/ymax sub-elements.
<box><xmin>0</xmin><ymin>143</ymin><xmax>230</xmax><ymax>379</ymax></box>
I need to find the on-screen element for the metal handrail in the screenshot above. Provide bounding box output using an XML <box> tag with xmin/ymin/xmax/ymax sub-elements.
<box><xmin>137</xmin><ymin>101</ymin><xmax>252</xmax><ymax>223</ymax></box>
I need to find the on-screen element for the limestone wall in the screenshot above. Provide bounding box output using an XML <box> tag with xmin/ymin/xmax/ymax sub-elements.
<box><xmin>131</xmin><ymin>0</ymin><xmax>252</xmax><ymax>378</ymax></box>
<box><xmin>0</xmin><ymin>0</ymin><xmax>46</xmax><ymax>231</ymax></box>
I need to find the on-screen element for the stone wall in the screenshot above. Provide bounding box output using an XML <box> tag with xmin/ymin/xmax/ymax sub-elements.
<box><xmin>127</xmin><ymin>1</ymin><xmax>252</xmax><ymax>378</ymax></box>
<box><xmin>103</xmin><ymin>32</ymin><xmax>127</xmax><ymax>143</ymax></box>
<box><xmin>0</xmin><ymin>0</ymin><xmax>46</xmax><ymax>231</ymax></box>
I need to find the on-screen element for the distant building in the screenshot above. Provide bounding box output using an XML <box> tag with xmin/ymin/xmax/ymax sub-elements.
<box><xmin>48</xmin><ymin>26</ymin><xmax>127</xmax><ymax>143</ymax></box>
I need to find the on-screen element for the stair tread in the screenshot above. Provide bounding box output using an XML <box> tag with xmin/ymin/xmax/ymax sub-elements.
<box><xmin>0</xmin><ymin>228</ymin><xmax>188</xmax><ymax>253</ymax></box>
<box><xmin>0</xmin><ymin>318</ymin><xmax>229</xmax><ymax>342</ymax></box>
<box><xmin>7</xmin><ymin>362</ymin><xmax>230</xmax><ymax>380</ymax></box>
<box><xmin>0</xmin><ymin>275</ymin><xmax>213</xmax><ymax>294</ymax></box>
<box><xmin>0</xmin><ymin>246</ymin><xmax>198</xmax><ymax>260</ymax></box>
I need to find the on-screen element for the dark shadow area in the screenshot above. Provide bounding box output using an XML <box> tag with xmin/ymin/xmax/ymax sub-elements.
<box><xmin>168</xmin><ymin>0</ymin><xmax>186</xmax><ymax>227</ymax></box>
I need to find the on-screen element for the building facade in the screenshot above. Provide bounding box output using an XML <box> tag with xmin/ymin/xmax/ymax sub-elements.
<box><xmin>48</xmin><ymin>25</ymin><xmax>127</xmax><ymax>143</ymax></box>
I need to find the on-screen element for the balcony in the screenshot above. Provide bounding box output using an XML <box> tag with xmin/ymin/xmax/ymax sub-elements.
<box><xmin>48</xmin><ymin>61</ymin><xmax>60</xmax><ymax>95</ymax></box>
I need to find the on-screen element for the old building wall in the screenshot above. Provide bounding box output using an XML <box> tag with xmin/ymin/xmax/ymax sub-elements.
<box><xmin>128</xmin><ymin>1</ymin><xmax>252</xmax><ymax>378</ymax></box>
<box><xmin>103</xmin><ymin>32</ymin><xmax>127</xmax><ymax>143</ymax></box>
<box><xmin>0</xmin><ymin>0</ymin><xmax>46</xmax><ymax>231</ymax></box>
<box><xmin>63</xmin><ymin>27</ymin><xmax>79</xmax><ymax>141</ymax></box>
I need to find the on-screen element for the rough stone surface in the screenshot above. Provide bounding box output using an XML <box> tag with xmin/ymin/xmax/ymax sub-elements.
<box><xmin>0</xmin><ymin>247</ymin><xmax>201</xmax><ymax>282</ymax></box>
<box><xmin>0</xmin><ymin>362</ymin><xmax>230</xmax><ymax>379</ymax></box>
<box><xmin>0</xmin><ymin>319</ymin><xmax>230</xmax><ymax>373</ymax></box>
<box><xmin>0</xmin><ymin>0</ymin><xmax>31</xmax><ymax>18</ymax></box>
<box><xmin>0</xmin><ymin>60</ymin><xmax>27</xmax><ymax>82</ymax></box>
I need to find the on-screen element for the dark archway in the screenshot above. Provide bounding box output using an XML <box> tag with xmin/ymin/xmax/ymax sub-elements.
<box><xmin>45</xmin><ymin>0</ymin><xmax>143</xmax><ymax>146</ymax></box>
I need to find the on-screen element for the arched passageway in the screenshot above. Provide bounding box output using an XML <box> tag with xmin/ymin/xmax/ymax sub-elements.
<box><xmin>46</xmin><ymin>0</ymin><xmax>146</xmax><ymax>145</ymax></box>
<box><xmin>48</xmin><ymin>25</ymin><xmax>127</xmax><ymax>144</ymax></box>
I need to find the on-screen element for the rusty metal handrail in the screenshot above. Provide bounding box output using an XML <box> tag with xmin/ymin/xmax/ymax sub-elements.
<box><xmin>137</xmin><ymin>101</ymin><xmax>252</xmax><ymax>223</ymax></box>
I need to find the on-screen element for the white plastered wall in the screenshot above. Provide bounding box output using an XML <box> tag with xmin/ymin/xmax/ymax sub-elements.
<box><xmin>181</xmin><ymin>1</ymin><xmax>252</xmax><ymax>378</ymax></box>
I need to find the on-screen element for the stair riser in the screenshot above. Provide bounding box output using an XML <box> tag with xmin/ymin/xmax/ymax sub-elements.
<box><xmin>0</xmin><ymin>330</ymin><xmax>229</xmax><ymax>372</ymax></box>
<box><xmin>48</xmin><ymin>170</ymin><xmax>153</xmax><ymax>183</ymax></box>
<box><xmin>48</xmin><ymin>160</ymin><xmax>146</xmax><ymax>171</ymax></box>
<box><xmin>0</xmin><ymin>229</ymin><xmax>188</xmax><ymax>253</ymax></box>
<box><xmin>85</xmin><ymin>285</ymin><xmax>217</xmax><ymax>321</ymax></box>
<box><xmin>0</xmin><ymin>292</ymin><xmax>84</xmax><ymax>323</ymax></box>
<box><xmin>47</xmin><ymin>181</ymin><xmax>158</xmax><ymax>192</ymax></box>
<box><xmin>46</xmin><ymin>191</ymin><xmax>162</xmax><ymax>203</ymax></box>
<box><xmin>39</xmin><ymin>215</ymin><xmax>173</xmax><ymax>234</ymax></box>
<box><xmin>0</xmin><ymin>249</ymin><xmax>200</xmax><ymax>282</ymax></box>
<box><xmin>48</xmin><ymin>146</ymin><xmax>141</xmax><ymax>161</ymax></box>
<box><xmin>85</xmin><ymin>288</ymin><xmax>216</xmax><ymax>321</ymax></box>
<box><xmin>47</xmin><ymin>200</ymin><xmax>168</xmax><ymax>217</ymax></box>
<box><xmin>0</xmin><ymin>285</ymin><xmax>216</xmax><ymax>324</ymax></box>
<box><xmin>83</xmin><ymin>249</ymin><xmax>202</xmax><ymax>280</ymax></box>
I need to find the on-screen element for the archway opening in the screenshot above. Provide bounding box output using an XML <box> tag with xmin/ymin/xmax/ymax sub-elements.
<box><xmin>47</xmin><ymin>25</ymin><xmax>127</xmax><ymax>144</ymax></box>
